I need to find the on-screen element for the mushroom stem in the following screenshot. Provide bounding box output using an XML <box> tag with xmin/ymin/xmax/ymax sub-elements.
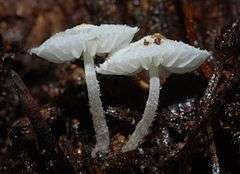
<box><xmin>83</xmin><ymin>52</ymin><xmax>110</xmax><ymax>157</ymax></box>
<box><xmin>122</xmin><ymin>65</ymin><xmax>160</xmax><ymax>152</ymax></box>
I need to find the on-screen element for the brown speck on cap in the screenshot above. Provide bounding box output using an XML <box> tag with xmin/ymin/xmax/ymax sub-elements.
<box><xmin>143</xmin><ymin>39</ymin><xmax>149</xmax><ymax>45</ymax></box>
<box><xmin>154</xmin><ymin>37</ymin><xmax>161</xmax><ymax>45</ymax></box>
<box><xmin>153</xmin><ymin>33</ymin><xmax>165</xmax><ymax>45</ymax></box>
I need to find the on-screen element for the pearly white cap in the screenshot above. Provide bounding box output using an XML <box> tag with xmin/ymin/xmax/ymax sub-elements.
<box><xmin>95</xmin><ymin>24</ymin><xmax>139</xmax><ymax>54</ymax></box>
<box><xmin>30</xmin><ymin>24</ymin><xmax>138</xmax><ymax>63</ymax></box>
<box><xmin>97</xmin><ymin>34</ymin><xmax>211</xmax><ymax>76</ymax></box>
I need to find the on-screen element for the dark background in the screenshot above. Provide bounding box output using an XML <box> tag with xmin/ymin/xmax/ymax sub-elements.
<box><xmin>0</xmin><ymin>0</ymin><xmax>239</xmax><ymax>173</ymax></box>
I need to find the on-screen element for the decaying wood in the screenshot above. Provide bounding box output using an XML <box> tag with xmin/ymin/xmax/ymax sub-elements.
<box><xmin>0</xmin><ymin>1</ymin><xmax>240</xmax><ymax>173</ymax></box>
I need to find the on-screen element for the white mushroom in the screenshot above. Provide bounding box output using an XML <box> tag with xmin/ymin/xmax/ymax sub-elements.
<box><xmin>97</xmin><ymin>33</ymin><xmax>211</xmax><ymax>152</ymax></box>
<box><xmin>30</xmin><ymin>24</ymin><xmax>138</xmax><ymax>157</ymax></box>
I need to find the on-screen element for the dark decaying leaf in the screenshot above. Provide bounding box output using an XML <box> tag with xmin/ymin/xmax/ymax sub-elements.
<box><xmin>0</xmin><ymin>0</ymin><xmax>239</xmax><ymax>173</ymax></box>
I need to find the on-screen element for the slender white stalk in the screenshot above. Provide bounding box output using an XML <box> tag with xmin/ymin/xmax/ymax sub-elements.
<box><xmin>83</xmin><ymin>52</ymin><xmax>110</xmax><ymax>157</ymax></box>
<box><xmin>122</xmin><ymin>65</ymin><xmax>160</xmax><ymax>152</ymax></box>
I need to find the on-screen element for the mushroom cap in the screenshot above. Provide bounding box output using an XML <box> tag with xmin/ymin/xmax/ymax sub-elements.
<box><xmin>96</xmin><ymin>34</ymin><xmax>211</xmax><ymax>76</ymax></box>
<box><xmin>30</xmin><ymin>24</ymin><xmax>138</xmax><ymax>63</ymax></box>
<box><xmin>95</xmin><ymin>24</ymin><xmax>138</xmax><ymax>54</ymax></box>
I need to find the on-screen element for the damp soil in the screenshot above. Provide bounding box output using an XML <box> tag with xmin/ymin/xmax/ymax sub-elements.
<box><xmin>0</xmin><ymin>0</ymin><xmax>240</xmax><ymax>174</ymax></box>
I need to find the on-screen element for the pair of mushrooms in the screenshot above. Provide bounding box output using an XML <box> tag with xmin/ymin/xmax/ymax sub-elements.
<box><xmin>30</xmin><ymin>24</ymin><xmax>210</xmax><ymax>156</ymax></box>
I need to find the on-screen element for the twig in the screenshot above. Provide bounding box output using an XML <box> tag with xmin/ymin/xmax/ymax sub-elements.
<box><xmin>161</xmin><ymin>62</ymin><xmax>240</xmax><ymax>166</ymax></box>
<box><xmin>8</xmin><ymin>69</ymin><xmax>74</xmax><ymax>173</ymax></box>
<box><xmin>177</xmin><ymin>0</ymin><xmax>200</xmax><ymax>46</ymax></box>
<box><xmin>10</xmin><ymin>70</ymin><xmax>56</xmax><ymax>149</ymax></box>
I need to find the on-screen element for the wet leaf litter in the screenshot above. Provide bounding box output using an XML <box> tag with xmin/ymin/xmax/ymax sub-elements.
<box><xmin>0</xmin><ymin>0</ymin><xmax>240</xmax><ymax>173</ymax></box>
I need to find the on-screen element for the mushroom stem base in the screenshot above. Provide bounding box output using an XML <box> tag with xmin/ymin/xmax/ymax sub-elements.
<box><xmin>122</xmin><ymin>65</ymin><xmax>160</xmax><ymax>152</ymax></box>
<box><xmin>83</xmin><ymin>53</ymin><xmax>110</xmax><ymax>157</ymax></box>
